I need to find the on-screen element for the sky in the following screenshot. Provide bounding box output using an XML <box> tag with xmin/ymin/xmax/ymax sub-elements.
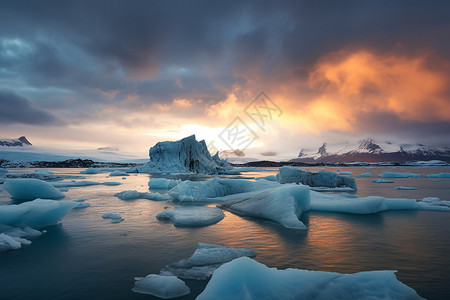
<box><xmin>1</xmin><ymin>0</ymin><xmax>449</xmax><ymax>159</ymax></box>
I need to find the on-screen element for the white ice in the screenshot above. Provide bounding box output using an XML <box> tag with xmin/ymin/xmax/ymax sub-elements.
<box><xmin>381</xmin><ymin>172</ymin><xmax>421</xmax><ymax>178</ymax></box>
<box><xmin>371</xmin><ymin>179</ymin><xmax>394</xmax><ymax>183</ymax></box>
<box><xmin>197</xmin><ymin>257</ymin><xmax>425</xmax><ymax>300</ymax></box>
<box><xmin>109</xmin><ymin>170</ymin><xmax>129</xmax><ymax>176</ymax></box>
<box><xmin>169</xmin><ymin>177</ymin><xmax>280</xmax><ymax>203</ymax></box>
<box><xmin>278</xmin><ymin>166</ymin><xmax>357</xmax><ymax>190</ymax></box>
<box><xmin>356</xmin><ymin>172</ymin><xmax>372</xmax><ymax>177</ymax></box>
<box><xmin>0</xmin><ymin>199</ymin><xmax>78</xmax><ymax>228</ymax></box>
<box><xmin>395</xmin><ymin>186</ymin><xmax>419</xmax><ymax>190</ymax></box>
<box><xmin>156</xmin><ymin>206</ymin><xmax>224</xmax><ymax>227</ymax></box>
<box><xmin>51</xmin><ymin>181</ymin><xmax>121</xmax><ymax>188</ymax></box>
<box><xmin>427</xmin><ymin>173</ymin><xmax>450</xmax><ymax>178</ymax></box>
<box><xmin>3</xmin><ymin>179</ymin><xmax>66</xmax><ymax>200</ymax></box>
<box><xmin>132</xmin><ymin>274</ymin><xmax>190</xmax><ymax>299</ymax></box>
<box><xmin>218</xmin><ymin>185</ymin><xmax>310</xmax><ymax>229</ymax></box>
<box><xmin>160</xmin><ymin>243</ymin><xmax>256</xmax><ymax>280</ymax></box>
<box><xmin>0</xmin><ymin>225</ymin><xmax>42</xmax><ymax>252</ymax></box>
<box><xmin>114</xmin><ymin>190</ymin><xmax>170</xmax><ymax>201</ymax></box>
<box><xmin>102</xmin><ymin>212</ymin><xmax>123</xmax><ymax>223</ymax></box>
<box><xmin>148</xmin><ymin>178</ymin><xmax>181</xmax><ymax>190</ymax></box>
<box><xmin>80</xmin><ymin>168</ymin><xmax>98</xmax><ymax>174</ymax></box>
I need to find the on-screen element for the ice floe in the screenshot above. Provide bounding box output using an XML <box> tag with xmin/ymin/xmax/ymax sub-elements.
<box><xmin>3</xmin><ymin>179</ymin><xmax>66</xmax><ymax>200</ymax></box>
<box><xmin>109</xmin><ymin>170</ymin><xmax>129</xmax><ymax>176</ymax></box>
<box><xmin>160</xmin><ymin>243</ymin><xmax>256</xmax><ymax>280</ymax></box>
<box><xmin>114</xmin><ymin>190</ymin><xmax>170</xmax><ymax>201</ymax></box>
<box><xmin>51</xmin><ymin>181</ymin><xmax>121</xmax><ymax>188</ymax></box>
<box><xmin>371</xmin><ymin>179</ymin><xmax>394</xmax><ymax>183</ymax></box>
<box><xmin>218</xmin><ymin>185</ymin><xmax>310</xmax><ymax>229</ymax></box>
<box><xmin>102</xmin><ymin>212</ymin><xmax>123</xmax><ymax>223</ymax></box>
<box><xmin>132</xmin><ymin>274</ymin><xmax>190</xmax><ymax>298</ymax></box>
<box><xmin>255</xmin><ymin>175</ymin><xmax>278</xmax><ymax>181</ymax></box>
<box><xmin>169</xmin><ymin>177</ymin><xmax>280</xmax><ymax>203</ymax></box>
<box><xmin>0</xmin><ymin>199</ymin><xmax>77</xmax><ymax>228</ymax></box>
<box><xmin>381</xmin><ymin>172</ymin><xmax>421</xmax><ymax>178</ymax></box>
<box><xmin>395</xmin><ymin>186</ymin><xmax>419</xmax><ymax>190</ymax></box>
<box><xmin>427</xmin><ymin>173</ymin><xmax>450</xmax><ymax>178</ymax></box>
<box><xmin>197</xmin><ymin>257</ymin><xmax>425</xmax><ymax>300</ymax></box>
<box><xmin>156</xmin><ymin>206</ymin><xmax>224</xmax><ymax>227</ymax></box>
<box><xmin>148</xmin><ymin>178</ymin><xmax>181</xmax><ymax>190</ymax></box>
<box><xmin>80</xmin><ymin>168</ymin><xmax>98</xmax><ymax>174</ymax></box>
<box><xmin>356</xmin><ymin>172</ymin><xmax>372</xmax><ymax>177</ymax></box>
<box><xmin>278</xmin><ymin>166</ymin><xmax>357</xmax><ymax>190</ymax></box>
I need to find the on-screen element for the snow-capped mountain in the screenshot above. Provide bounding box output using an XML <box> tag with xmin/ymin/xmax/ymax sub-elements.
<box><xmin>0</xmin><ymin>136</ymin><xmax>32</xmax><ymax>147</ymax></box>
<box><xmin>292</xmin><ymin>139</ymin><xmax>450</xmax><ymax>163</ymax></box>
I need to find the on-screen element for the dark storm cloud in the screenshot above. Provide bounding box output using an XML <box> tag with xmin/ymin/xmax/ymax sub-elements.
<box><xmin>0</xmin><ymin>90</ymin><xmax>61</xmax><ymax>125</ymax></box>
<box><xmin>0</xmin><ymin>0</ymin><xmax>449</xmax><ymax>143</ymax></box>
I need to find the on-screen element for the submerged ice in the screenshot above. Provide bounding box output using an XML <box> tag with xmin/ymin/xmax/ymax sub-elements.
<box><xmin>132</xmin><ymin>274</ymin><xmax>190</xmax><ymax>299</ymax></box>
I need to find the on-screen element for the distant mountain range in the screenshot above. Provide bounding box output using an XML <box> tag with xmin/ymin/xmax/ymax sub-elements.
<box><xmin>0</xmin><ymin>136</ymin><xmax>32</xmax><ymax>147</ymax></box>
<box><xmin>291</xmin><ymin>139</ymin><xmax>450</xmax><ymax>163</ymax></box>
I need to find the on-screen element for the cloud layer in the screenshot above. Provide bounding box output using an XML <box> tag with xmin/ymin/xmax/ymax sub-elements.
<box><xmin>0</xmin><ymin>0</ymin><xmax>449</xmax><ymax>153</ymax></box>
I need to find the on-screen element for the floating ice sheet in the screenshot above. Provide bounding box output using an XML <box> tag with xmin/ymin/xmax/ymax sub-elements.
<box><xmin>197</xmin><ymin>257</ymin><xmax>425</xmax><ymax>300</ymax></box>
<box><xmin>4</xmin><ymin>179</ymin><xmax>65</xmax><ymax>200</ymax></box>
<box><xmin>156</xmin><ymin>206</ymin><xmax>224</xmax><ymax>227</ymax></box>
<box><xmin>132</xmin><ymin>274</ymin><xmax>190</xmax><ymax>298</ymax></box>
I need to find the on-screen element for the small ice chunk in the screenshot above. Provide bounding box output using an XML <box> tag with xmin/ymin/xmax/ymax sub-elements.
<box><xmin>395</xmin><ymin>186</ymin><xmax>419</xmax><ymax>190</ymax></box>
<box><xmin>148</xmin><ymin>178</ymin><xmax>181</xmax><ymax>190</ymax></box>
<box><xmin>160</xmin><ymin>243</ymin><xmax>256</xmax><ymax>280</ymax></box>
<box><xmin>337</xmin><ymin>171</ymin><xmax>352</xmax><ymax>175</ymax></box>
<box><xmin>74</xmin><ymin>202</ymin><xmax>90</xmax><ymax>209</ymax></box>
<box><xmin>80</xmin><ymin>168</ymin><xmax>98</xmax><ymax>174</ymax></box>
<box><xmin>156</xmin><ymin>206</ymin><xmax>224</xmax><ymax>227</ymax></box>
<box><xmin>102</xmin><ymin>212</ymin><xmax>123</xmax><ymax>222</ymax></box>
<box><xmin>3</xmin><ymin>179</ymin><xmax>65</xmax><ymax>200</ymax></box>
<box><xmin>381</xmin><ymin>172</ymin><xmax>421</xmax><ymax>178</ymax></box>
<box><xmin>371</xmin><ymin>179</ymin><xmax>394</xmax><ymax>183</ymax></box>
<box><xmin>197</xmin><ymin>257</ymin><xmax>425</xmax><ymax>300</ymax></box>
<box><xmin>132</xmin><ymin>274</ymin><xmax>190</xmax><ymax>298</ymax></box>
<box><xmin>51</xmin><ymin>181</ymin><xmax>121</xmax><ymax>187</ymax></box>
<box><xmin>114</xmin><ymin>190</ymin><xmax>170</xmax><ymax>201</ymax></box>
<box><xmin>357</xmin><ymin>172</ymin><xmax>372</xmax><ymax>177</ymax></box>
<box><xmin>427</xmin><ymin>173</ymin><xmax>450</xmax><ymax>178</ymax></box>
<box><xmin>109</xmin><ymin>170</ymin><xmax>129</xmax><ymax>176</ymax></box>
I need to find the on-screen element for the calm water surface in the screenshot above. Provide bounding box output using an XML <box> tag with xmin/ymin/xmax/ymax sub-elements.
<box><xmin>0</xmin><ymin>166</ymin><xmax>449</xmax><ymax>299</ymax></box>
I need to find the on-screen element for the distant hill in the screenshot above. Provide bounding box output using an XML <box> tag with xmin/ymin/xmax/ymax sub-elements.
<box><xmin>0</xmin><ymin>136</ymin><xmax>32</xmax><ymax>147</ymax></box>
<box><xmin>291</xmin><ymin>139</ymin><xmax>450</xmax><ymax>163</ymax></box>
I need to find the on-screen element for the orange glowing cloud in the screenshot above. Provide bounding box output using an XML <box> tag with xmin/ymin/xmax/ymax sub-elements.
<box><xmin>307</xmin><ymin>50</ymin><xmax>450</xmax><ymax>123</ymax></box>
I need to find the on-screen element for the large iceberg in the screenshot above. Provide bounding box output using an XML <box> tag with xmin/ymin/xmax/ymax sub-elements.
<box><xmin>132</xmin><ymin>274</ymin><xmax>190</xmax><ymax>298</ymax></box>
<box><xmin>160</xmin><ymin>243</ymin><xmax>257</xmax><ymax>280</ymax></box>
<box><xmin>156</xmin><ymin>206</ymin><xmax>225</xmax><ymax>227</ymax></box>
<box><xmin>3</xmin><ymin>179</ymin><xmax>66</xmax><ymax>200</ymax></box>
<box><xmin>278</xmin><ymin>166</ymin><xmax>357</xmax><ymax>190</ymax></box>
<box><xmin>136</xmin><ymin>135</ymin><xmax>233</xmax><ymax>174</ymax></box>
<box><xmin>197</xmin><ymin>257</ymin><xmax>425</xmax><ymax>300</ymax></box>
<box><xmin>218</xmin><ymin>185</ymin><xmax>310</xmax><ymax>229</ymax></box>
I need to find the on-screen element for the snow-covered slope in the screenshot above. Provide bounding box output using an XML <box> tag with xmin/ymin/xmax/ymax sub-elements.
<box><xmin>293</xmin><ymin>139</ymin><xmax>450</xmax><ymax>163</ymax></box>
<box><xmin>0</xmin><ymin>136</ymin><xmax>32</xmax><ymax>147</ymax></box>
<box><xmin>136</xmin><ymin>135</ymin><xmax>233</xmax><ymax>174</ymax></box>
